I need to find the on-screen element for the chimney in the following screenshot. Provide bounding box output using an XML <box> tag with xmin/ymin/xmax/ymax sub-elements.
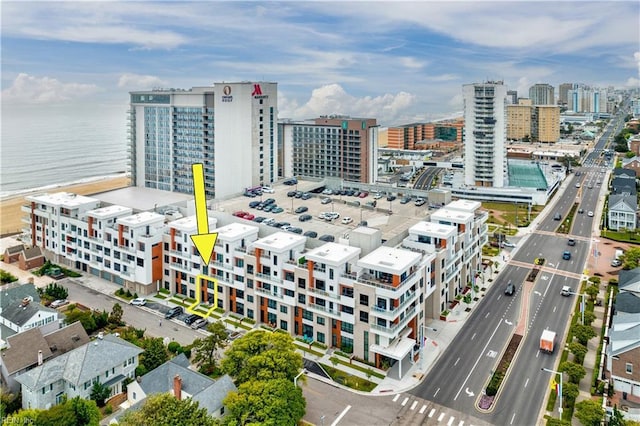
<box><xmin>173</xmin><ymin>375</ymin><xmax>182</xmax><ymax>400</ymax></box>
<box><xmin>38</xmin><ymin>350</ymin><xmax>43</xmax><ymax>366</ymax></box>
<box><xmin>28</xmin><ymin>277</ymin><xmax>34</xmax><ymax>285</ymax></box>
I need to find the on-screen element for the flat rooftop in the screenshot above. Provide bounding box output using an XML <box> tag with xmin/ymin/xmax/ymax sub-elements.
<box><xmin>117</xmin><ymin>211</ymin><xmax>165</xmax><ymax>227</ymax></box>
<box><xmin>358</xmin><ymin>246</ymin><xmax>421</xmax><ymax>274</ymax></box>
<box><xmin>408</xmin><ymin>221</ymin><xmax>456</xmax><ymax>237</ymax></box>
<box><xmin>93</xmin><ymin>186</ymin><xmax>192</xmax><ymax>212</ymax></box>
<box><xmin>252</xmin><ymin>231</ymin><xmax>306</xmax><ymax>252</ymax></box>
<box><xmin>214</xmin><ymin>222</ymin><xmax>259</xmax><ymax>241</ymax></box>
<box><xmin>305</xmin><ymin>242</ymin><xmax>361</xmax><ymax>265</ymax></box>
<box><xmin>89</xmin><ymin>205</ymin><xmax>133</xmax><ymax>219</ymax></box>
<box><xmin>26</xmin><ymin>192</ymin><xmax>98</xmax><ymax>208</ymax></box>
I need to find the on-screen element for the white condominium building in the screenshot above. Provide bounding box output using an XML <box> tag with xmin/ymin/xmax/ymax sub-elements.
<box><xmin>463</xmin><ymin>81</ymin><xmax>508</xmax><ymax>188</ymax></box>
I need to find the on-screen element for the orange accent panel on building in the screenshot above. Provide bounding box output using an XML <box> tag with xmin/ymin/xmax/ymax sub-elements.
<box><xmin>255</xmin><ymin>248</ymin><xmax>262</xmax><ymax>273</ymax></box>
<box><xmin>392</xmin><ymin>274</ymin><xmax>400</xmax><ymax>288</ymax></box>
<box><xmin>88</xmin><ymin>216</ymin><xmax>94</xmax><ymax>239</ymax></box>
<box><xmin>260</xmin><ymin>297</ymin><xmax>268</xmax><ymax>325</ymax></box>
<box><xmin>333</xmin><ymin>320</ymin><xmax>341</xmax><ymax>350</ymax></box>
<box><xmin>30</xmin><ymin>202</ymin><xmax>36</xmax><ymax>247</ymax></box>
<box><xmin>170</xmin><ymin>227</ymin><xmax>176</xmax><ymax>251</ymax></box>
<box><xmin>459</xmin><ymin>223</ymin><xmax>466</xmax><ymax>233</ymax></box>
<box><xmin>151</xmin><ymin>243</ymin><xmax>163</xmax><ymax>282</ymax></box>
<box><xmin>118</xmin><ymin>224</ymin><xmax>124</xmax><ymax>248</ymax></box>
<box><xmin>307</xmin><ymin>260</ymin><xmax>315</xmax><ymax>288</ymax></box>
<box><xmin>440</xmin><ymin>238</ymin><xmax>447</xmax><ymax>248</ymax></box>
<box><xmin>229</xmin><ymin>287</ymin><xmax>236</xmax><ymax>313</ymax></box>
<box><xmin>408</xmin><ymin>317</ymin><xmax>417</xmax><ymax>340</ymax></box>
<box><xmin>295</xmin><ymin>307</ymin><xmax>303</xmax><ymax>336</ymax></box>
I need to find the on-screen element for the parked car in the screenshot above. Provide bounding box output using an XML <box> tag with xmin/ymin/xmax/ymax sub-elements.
<box><xmin>611</xmin><ymin>259</ymin><xmax>622</xmax><ymax>267</ymax></box>
<box><xmin>50</xmin><ymin>299</ymin><xmax>69</xmax><ymax>308</ymax></box>
<box><xmin>184</xmin><ymin>314</ymin><xmax>200</xmax><ymax>325</ymax></box>
<box><xmin>301</xmin><ymin>192</ymin><xmax>311</xmax><ymax>200</ymax></box>
<box><xmin>319</xmin><ymin>234</ymin><xmax>335</xmax><ymax>242</ymax></box>
<box><xmin>321</xmin><ymin>197</ymin><xmax>332</xmax><ymax>204</ymax></box>
<box><xmin>272</xmin><ymin>207</ymin><xmax>284</xmax><ymax>213</ymax></box>
<box><xmin>264</xmin><ymin>198</ymin><xmax>276</xmax><ymax>205</ymax></box>
<box><xmin>253</xmin><ymin>216</ymin><xmax>266</xmax><ymax>223</ymax></box>
<box><xmin>295</xmin><ymin>206</ymin><xmax>308</xmax><ymax>214</ymax></box>
<box><xmin>165</xmin><ymin>306</ymin><xmax>184</xmax><ymax>319</ymax></box>
<box><xmin>283</xmin><ymin>178</ymin><xmax>297</xmax><ymax>186</ymax></box>
<box><xmin>249</xmin><ymin>201</ymin><xmax>261</xmax><ymax>208</ymax></box>
<box><xmin>299</xmin><ymin>214</ymin><xmax>312</xmax><ymax>222</ymax></box>
<box><xmin>502</xmin><ymin>241</ymin><xmax>516</xmax><ymax>248</ymax></box>
<box><xmin>233</xmin><ymin>210</ymin><xmax>248</xmax><ymax>217</ymax></box>
<box><xmin>400</xmin><ymin>196</ymin><xmax>411</xmax><ymax>204</ymax></box>
<box><xmin>130</xmin><ymin>298</ymin><xmax>147</xmax><ymax>306</ymax></box>
<box><xmin>504</xmin><ymin>281</ymin><xmax>515</xmax><ymax>296</ymax></box>
<box><xmin>386</xmin><ymin>195</ymin><xmax>397</xmax><ymax>201</ymax></box>
<box><xmin>242</xmin><ymin>213</ymin><xmax>255</xmax><ymax>221</ymax></box>
<box><xmin>303</xmin><ymin>231</ymin><xmax>318</xmax><ymax>238</ymax></box>
<box><xmin>341</xmin><ymin>217</ymin><xmax>353</xmax><ymax>224</ymax></box>
<box><xmin>287</xmin><ymin>191</ymin><xmax>297</xmax><ymax>197</ymax></box>
<box><xmin>373</xmin><ymin>193</ymin><xmax>383</xmax><ymax>199</ymax></box>
<box><xmin>261</xmin><ymin>186</ymin><xmax>275</xmax><ymax>193</ymax></box>
<box><xmin>191</xmin><ymin>318</ymin><xmax>208</xmax><ymax>329</ymax></box>
<box><xmin>288</xmin><ymin>227</ymin><xmax>303</xmax><ymax>234</ymax></box>
<box><xmin>358</xmin><ymin>191</ymin><xmax>368</xmax><ymax>198</ymax></box>
<box><xmin>415</xmin><ymin>198</ymin><xmax>426</xmax><ymax>206</ymax></box>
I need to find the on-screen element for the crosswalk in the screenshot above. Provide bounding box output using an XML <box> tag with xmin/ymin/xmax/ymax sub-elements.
<box><xmin>390</xmin><ymin>393</ymin><xmax>489</xmax><ymax>426</ymax></box>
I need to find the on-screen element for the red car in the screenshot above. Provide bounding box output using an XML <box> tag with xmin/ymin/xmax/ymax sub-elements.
<box><xmin>358</xmin><ymin>191</ymin><xmax>368</xmax><ymax>198</ymax></box>
<box><xmin>242</xmin><ymin>213</ymin><xmax>255</xmax><ymax>220</ymax></box>
<box><xmin>233</xmin><ymin>211</ymin><xmax>248</xmax><ymax>217</ymax></box>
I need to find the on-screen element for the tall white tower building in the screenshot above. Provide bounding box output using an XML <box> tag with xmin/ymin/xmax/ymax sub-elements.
<box><xmin>463</xmin><ymin>81</ymin><xmax>508</xmax><ymax>188</ymax></box>
<box><xmin>129</xmin><ymin>82</ymin><xmax>278</xmax><ymax>199</ymax></box>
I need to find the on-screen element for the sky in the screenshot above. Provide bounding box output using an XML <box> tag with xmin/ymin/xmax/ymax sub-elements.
<box><xmin>1</xmin><ymin>1</ymin><xmax>639</xmax><ymax>126</ymax></box>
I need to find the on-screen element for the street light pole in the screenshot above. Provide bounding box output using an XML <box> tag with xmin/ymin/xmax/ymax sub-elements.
<box><xmin>420</xmin><ymin>324</ymin><xmax>437</xmax><ymax>370</ymax></box>
<box><xmin>541</xmin><ymin>368</ymin><xmax>563</xmax><ymax>418</ymax></box>
<box><xmin>567</xmin><ymin>290</ymin><xmax>587</xmax><ymax>324</ymax></box>
<box><xmin>294</xmin><ymin>369</ymin><xmax>307</xmax><ymax>388</ymax></box>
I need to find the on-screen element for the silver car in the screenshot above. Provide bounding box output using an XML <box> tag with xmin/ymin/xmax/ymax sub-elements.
<box><xmin>191</xmin><ymin>318</ymin><xmax>208</xmax><ymax>329</ymax></box>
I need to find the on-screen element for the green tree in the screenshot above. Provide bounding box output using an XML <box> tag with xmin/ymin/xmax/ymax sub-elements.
<box><xmin>574</xmin><ymin>399</ymin><xmax>605</xmax><ymax>426</ymax></box>
<box><xmin>621</xmin><ymin>247</ymin><xmax>640</xmax><ymax>270</ymax></box>
<box><xmin>221</xmin><ymin>330</ymin><xmax>303</xmax><ymax>385</ymax></box>
<box><xmin>90</xmin><ymin>381</ymin><xmax>111</xmax><ymax>407</ymax></box>
<box><xmin>0</xmin><ymin>270</ymin><xmax>18</xmax><ymax>284</ymax></box>
<box><xmin>571</xmin><ymin>323</ymin><xmax>597</xmax><ymax>346</ymax></box>
<box><xmin>44</xmin><ymin>282</ymin><xmax>68</xmax><ymax>300</ymax></box>
<box><xmin>2</xmin><ymin>409</ymin><xmax>41</xmax><ymax>425</ymax></box>
<box><xmin>568</xmin><ymin>342</ymin><xmax>588</xmax><ymax>364</ymax></box>
<box><xmin>141</xmin><ymin>337</ymin><xmax>169</xmax><ymax>372</ymax></box>
<box><xmin>192</xmin><ymin>321</ymin><xmax>228</xmax><ymax>368</ymax></box>
<box><xmin>546</xmin><ymin>418</ymin><xmax>570</xmax><ymax>426</ymax></box>
<box><xmin>562</xmin><ymin>382</ymin><xmax>579</xmax><ymax>406</ymax></box>
<box><xmin>108</xmin><ymin>303</ymin><xmax>124</xmax><ymax>325</ymax></box>
<box><xmin>559</xmin><ymin>361</ymin><xmax>587</xmax><ymax>384</ymax></box>
<box><xmin>119</xmin><ymin>393</ymin><xmax>216</xmax><ymax>426</ymax></box>
<box><xmin>582</xmin><ymin>311</ymin><xmax>596</xmax><ymax>327</ymax></box>
<box><xmin>585</xmin><ymin>284</ymin><xmax>599</xmax><ymax>302</ymax></box>
<box><xmin>223</xmin><ymin>379</ymin><xmax>305</xmax><ymax>426</ymax></box>
<box><xmin>609</xmin><ymin>405</ymin><xmax>629</xmax><ymax>426</ymax></box>
<box><xmin>33</xmin><ymin>396</ymin><xmax>100</xmax><ymax>426</ymax></box>
<box><xmin>65</xmin><ymin>309</ymin><xmax>97</xmax><ymax>334</ymax></box>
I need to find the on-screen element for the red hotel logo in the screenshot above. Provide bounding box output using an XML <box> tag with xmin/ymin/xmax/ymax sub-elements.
<box><xmin>252</xmin><ymin>84</ymin><xmax>268</xmax><ymax>99</ymax></box>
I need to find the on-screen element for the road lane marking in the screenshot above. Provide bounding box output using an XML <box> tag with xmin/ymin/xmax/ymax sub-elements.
<box><xmin>524</xmin><ymin>378</ymin><xmax>529</xmax><ymax>388</ymax></box>
<box><xmin>429</xmin><ymin>408</ymin><xmax>436</xmax><ymax>418</ymax></box>
<box><xmin>393</xmin><ymin>394</ymin><xmax>400</xmax><ymax>402</ymax></box>
<box><xmin>510</xmin><ymin>412</ymin><xmax>516</xmax><ymax>424</ymax></box>
<box><xmin>458</xmin><ymin>422</ymin><xmax>464</xmax><ymax>426</ymax></box>
<box><xmin>471</xmin><ymin>333</ymin><xmax>476</xmax><ymax>340</ymax></box>
<box><xmin>401</xmin><ymin>397</ymin><xmax>409</xmax><ymax>406</ymax></box>
<box><xmin>447</xmin><ymin>415</ymin><xmax>455</xmax><ymax>425</ymax></box>
<box><xmin>553</xmin><ymin>306</ymin><xmax>557</xmax><ymax>313</ymax></box>
<box><xmin>454</xmin><ymin>320</ymin><xmax>502</xmax><ymax>401</ymax></box>
<box><xmin>330</xmin><ymin>405</ymin><xmax>351</xmax><ymax>426</ymax></box>
<box><xmin>485</xmin><ymin>312</ymin><xmax>491</xmax><ymax>319</ymax></box>
<box><xmin>434</xmin><ymin>387</ymin><xmax>440</xmax><ymax>398</ymax></box>
<box><xmin>419</xmin><ymin>405</ymin><xmax>427</xmax><ymax>414</ymax></box>
<box><xmin>411</xmin><ymin>401</ymin><xmax>418</xmax><ymax>410</ymax></box>
<box><xmin>454</xmin><ymin>357</ymin><xmax>460</xmax><ymax>366</ymax></box>
<box><xmin>438</xmin><ymin>413</ymin><xmax>445</xmax><ymax>421</ymax></box>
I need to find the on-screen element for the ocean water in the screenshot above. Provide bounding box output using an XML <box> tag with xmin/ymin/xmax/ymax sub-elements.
<box><xmin>1</xmin><ymin>104</ymin><xmax>129</xmax><ymax>198</ymax></box>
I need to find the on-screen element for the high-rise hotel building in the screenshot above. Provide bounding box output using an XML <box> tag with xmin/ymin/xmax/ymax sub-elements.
<box><xmin>279</xmin><ymin>116</ymin><xmax>378</xmax><ymax>183</ymax></box>
<box><xmin>463</xmin><ymin>81</ymin><xmax>508</xmax><ymax>188</ymax></box>
<box><xmin>129</xmin><ymin>82</ymin><xmax>278</xmax><ymax>199</ymax></box>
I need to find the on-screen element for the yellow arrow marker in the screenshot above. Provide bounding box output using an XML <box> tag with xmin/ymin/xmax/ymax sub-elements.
<box><xmin>190</xmin><ymin>164</ymin><xmax>218</xmax><ymax>265</ymax></box>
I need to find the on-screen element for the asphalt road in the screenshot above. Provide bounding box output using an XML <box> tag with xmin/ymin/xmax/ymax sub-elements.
<box><xmin>61</xmin><ymin>278</ymin><xmax>206</xmax><ymax>345</ymax></box>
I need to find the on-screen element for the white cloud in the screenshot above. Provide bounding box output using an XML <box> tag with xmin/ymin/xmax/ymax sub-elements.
<box><xmin>281</xmin><ymin>83</ymin><xmax>417</xmax><ymax>125</ymax></box>
<box><xmin>1</xmin><ymin>73</ymin><xmax>99</xmax><ymax>104</ymax></box>
<box><xmin>118</xmin><ymin>74</ymin><xmax>169</xmax><ymax>90</ymax></box>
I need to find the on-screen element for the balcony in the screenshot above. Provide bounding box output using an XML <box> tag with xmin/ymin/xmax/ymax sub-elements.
<box><xmin>369</xmin><ymin>305</ymin><xmax>419</xmax><ymax>339</ymax></box>
<box><xmin>255</xmin><ymin>286</ymin><xmax>283</xmax><ymax>299</ymax></box>
<box><xmin>370</xmin><ymin>291</ymin><xmax>418</xmax><ymax>320</ymax></box>
<box><xmin>307</xmin><ymin>302</ymin><xmax>340</xmax><ymax>317</ymax></box>
<box><xmin>308</xmin><ymin>286</ymin><xmax>340</xmax><ymax>301</ymax></box>
<box><xmin>256</xmin><ymin>272</ymin><xmax>282</xmax><ymax>284</ymax></box>
<box><xmin>170</xmin><ymin>261</ymin><xmax>193</xmax><ymax>274</ymax></box>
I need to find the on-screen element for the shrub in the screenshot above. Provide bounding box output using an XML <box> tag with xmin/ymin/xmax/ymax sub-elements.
<box><xmin>104</xmin><ymin>404</ymin><xmax>113</xmax><ymax>415</ymax></box>
<box><xmin>486</xmin><ymin>371</ymin><xmax>504</xmax><ymax>396</ymax></box>
<box><xmin>125</xmin><ymin>289</ymin><xmax>132</xmax><ymax>297</ymax></box>
<box><xmin>168</xmin><ymin>342</ymin><xmax>181</xmax><ymax>353</ymax></box>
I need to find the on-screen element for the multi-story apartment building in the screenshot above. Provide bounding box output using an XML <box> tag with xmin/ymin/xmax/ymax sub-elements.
<box><xmin>279</xmin><ymin>116</ymin><xmax>378</xmax><ymax>183</ymax></box>
<box><xmin>463</xmin><ymin>81</ymin><xmax>508</xmax><ymax>188</ymax></box>
<box><xmin>558</xmin><ymin>83</ymin><xmax>574</xmax><ymax>106</ymax></box>
<box><xmin>568</xmin><ymin>85</ymin><xmax>608</xmax><ymax>113</ymax></box>
<box><xmin>129</xmin><ymin>82</ymin><xmax>278</xmax><ymax>199</ymax></box>
<box><xmin>506</xmin><ymin>90</ymin><xmax>518</xmax><ymax>105</ymax></box>
<box><xmin>386</xmin><ymin>120</ymin><xmax>464</xmax><ymax>150</ymax></box>
<box><xmin>507</xmin><ymin>100</ymin><xmax>532</xmax><ymax>140</ymax></box>
<box><xmin>533</xmin><ymin>105</ymin><xmax>561</xmax><ymax>143</ymax></box>
<box><xmin>23</xmin><ymin>192</ymin><xmax>166</xmax><ymax>295</ymax></box>
<box><xmin>529</xmin><ymin>83</ymin><xmax>555</xmax><ymax>106</ymax></box>
<box><xmin>23</xmin><ymin>190</ymin><xmax>488</xmax><ymax>377</ymax></box>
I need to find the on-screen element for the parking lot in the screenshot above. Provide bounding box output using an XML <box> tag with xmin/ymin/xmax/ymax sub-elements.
<box><xmin>216</xmin><ymin>181</ymin><xmax>437</xmax><ymax>242</ymax></box>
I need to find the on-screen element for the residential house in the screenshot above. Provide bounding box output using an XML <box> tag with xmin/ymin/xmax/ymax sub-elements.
<box><xmin>18</xmin><ymin>246</ymin><xmax>45</xmax><ymax>270</ymax></box>
<box><xmin>622</xmin><ymin>157</ymin><xmax>640</xmax><ymax>175</ymax></box>
<box><xmin>611</xmin><ymin>177</ymin><xmax>637</xmax><ymax>196</ymax></box>
<box><xmin>608</xmin><ymin>195</ymin><xmax>638</xmax><ymax>231</ymax></box>
<box><xmin>0</xmin><ymin>283</ymin><xmax>60</xmax><ymax>346</ymax></box>
<box><xmin>124</xmin><ymin>353</ymin><xmax>236</xmax><ymax>419</ymax></box>
<box><xmin>607</xmin><ymin>312</ymin><xmax>640</xmax><ymax>399</ymax></box>
<box><xmin>15</xmin><ymin>334</ymin><xmax>143</xmax><ymax>410</ymax></box>
<box><xmin>1</xmin><ymin>321</ymin><xmax>89</xmax><ymax>393</ymax></box>
<box><xmin>3</xmin><ymin>244</ymin><xmax>24</xmax><ymax>264</ymax></box>
<box><xmin>618</xmin><ymin>268</ymin><xmax>640</xmax><ymax>297</ymax></box>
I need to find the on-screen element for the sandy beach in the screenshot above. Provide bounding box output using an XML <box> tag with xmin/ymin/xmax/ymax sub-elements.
<box><xmin>0</xmin><ymin>176</ymin><xmax>130</xmax><ymax>236</ymax></box>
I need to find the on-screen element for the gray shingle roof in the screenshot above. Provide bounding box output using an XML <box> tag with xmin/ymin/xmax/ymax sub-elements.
<box><xmin>136</xmin><ymin>353</ymin><xmax>236</xmax><ymax>414</ymax></box>
<box><xmin>615</xmin><ymin>291</ymin><xmax>640</xmax><ymax>314</ymax></box>
<box><xmin>14</xmin><ymin>334</ymin><xmax>143</xmax><ymax>390</ymax></box>
<box><xmin>609</xmin><ymin>323</ymin><xmax>640</xmax><ymax>356</ymax></box>
<box><xmin>609</xmin><ymin>194</ymin><xmax>637</xmax><ymax>212</ymax></box>
<box><xmin>0</xmin><ymin>283</ymin><xmax>57</xmax><ymax>329</ymax></box>
<box><xmin>0</xmin><ymin>283</ymin><xmax>41</xmax><ymax>310</ymax></box>
<box><xmin>618</xmin><ymin>268</ymin><xmax>640</xmax><ymax>292</ymax></box>
<box><xmin>21</xmin><ymin>246</ymin><xmax>44</xmax><ymax>260</ymax></box>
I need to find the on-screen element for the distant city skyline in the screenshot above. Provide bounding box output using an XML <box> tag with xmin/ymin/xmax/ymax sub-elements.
<box><xmin>1</xmin><ymin>1</ymin><xmax>639</xmax><ymax>126</ymax></box>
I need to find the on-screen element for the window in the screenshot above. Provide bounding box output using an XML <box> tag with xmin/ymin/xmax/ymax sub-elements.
<box><xmin>626</xmin><ymin>363</ymin><xmax>633</xmax><ymax>374</ymax></box>
<box><xmin>341</xmin><ymin>305</ymin><xmax>354</xmax><ymax>314</ymax></box>
<box><xmin>359</xmin><ymin>311</ymin><xmax>369</xmax><ymax>323</ymax></box>
<box><xmin>317</xmin><ymin>332</ymin><xmax>325</xmax><ymax>343</ymax></box>
<box><xmin>360</xmin><ymin>294</ymin><xmax>369</xmax><ymax>306</ymax></box>
<box><xmin>298</xmin><ymin>278</ymin><xmax>306</xmax><ymax>289</ymax></box>
<box><xmin>280</xmin><ymin>305</ymin><xmax>288</xmax><ymax>314</ymax></box>
<box><xmin>298</xmin><ymin>294</ymin><xmax>305</xmax><ymax>304</ymax></box>
<box><xmin>280</xmin><ymin>320</ymin><xmax>288</xmax><ymax>331</ymax></box>
<box><xmin>341</xmin><ymin>287</ymin><xmax>353</xmax><ymax>298</ymax></box>
<box><xmin>317</xmin><ymin>316</ymin><xmax>325</xmax><ymax>325</ymax></box>
<box><xmin>285</xmin><ymin>271</ymin><xmax>294</xmax><ymax>282</ymax></box>
<box><xmin>341</xmin><ymin>322</ymin><xmax>354</xmax><ymax>334</ymax></box>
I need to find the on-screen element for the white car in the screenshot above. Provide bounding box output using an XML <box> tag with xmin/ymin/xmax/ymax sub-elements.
<box><xmin>50</xmin><ymin>299</ymin><xmax>69</xmax><ymax>308</ymax></box>
<box><xmin>502</xmin><ymin>242</ymin><xmax>516</xmax><ymax>248</ymax></box>
<box><xmin>373</xmin><ymin>193</ymin><xmax>383</xmax><ymax>199</ymax></box>
<box><xmin>261</xmin><ymin>186</ymin><xmax>275</xmax><ymax>193</ymax></box>
<box><xmin>341</xmin><ymin>217</ymin><xmax>353</xmax><ymax>224</ymax></box>
<box><xmin>130</xmin><ymin>298</ymin><xmax>147</xmax><ymax>306</ymax></box>
<box><xmin>587</xmin><ymin>211</ymin><xmax>594</xmax><ymax>217</ymax></box>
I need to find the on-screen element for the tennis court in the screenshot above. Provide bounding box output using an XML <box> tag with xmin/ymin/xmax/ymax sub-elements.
<box><xmin>508</xmin><ymin>161</ymin><xmax>548</xmax><ymax>189</ymax></box>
